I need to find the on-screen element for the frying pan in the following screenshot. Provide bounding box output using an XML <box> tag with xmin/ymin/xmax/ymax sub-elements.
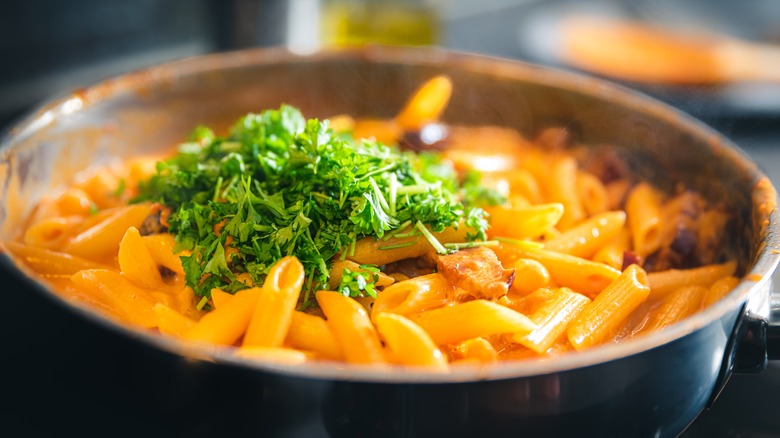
<box><xmin>1</xmin><ymin>46</ymin><xmax>779</xmax><ymax>437</ymax></box>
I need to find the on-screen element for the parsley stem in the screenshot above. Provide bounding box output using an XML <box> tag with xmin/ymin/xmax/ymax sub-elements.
<box><xmin>397</xmin><ymin>184</ymin><xmax>432</xmax><ymax>195</ymax></box>
<box><xmin>378</xmin><ymin>239</ymin><xmax>419</xmax><ymax>250</ymax></box>
<box><xmin>213</xmin><ymin>176</ymin><xmax>223</xmax><ymax>202</ymax></box>
<box><xmin>389</xmin><ymin>173</ymin><xmax>398</xmax><ymax>217</ymax></box>
<box><xmin>383</xmin><ymin>219</ymin><xmax>412</xmax><ymax>241</ymax></box>
<box><xmin>415</xmin><ymin>221</ymin><xmax>447</xmax><ymax>254</ymax></box>
<box><xmin>369</xmin><ymin>176</ymin><xmax>391</xmax><ymax>213</ymax></box>
<box><xmin>196</xmin><ymin>296</ymin><xmax>209</xmax><ymax>311</ymax></box>
<box><xmin>362</xmin><ymin>163</ymin><xmax>397</xmax><ymax>180</ymax></box>
<box><xmin>444</xmin><ymin>240</ymin><xmax>500</xmax><ymax>250</ymax></box>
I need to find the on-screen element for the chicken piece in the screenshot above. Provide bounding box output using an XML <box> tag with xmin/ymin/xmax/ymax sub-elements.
<box><xmin>436</xmin><ymin>247</ymin><xmax>515</xmax><ymax>300</ymax></box>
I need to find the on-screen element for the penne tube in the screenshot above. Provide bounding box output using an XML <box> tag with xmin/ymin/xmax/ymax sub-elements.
<box><xmin>409</xmin><ymin>300</ymin><xmax>536</xmax><ymax>346</ymax></box>
<box><xmin>576</xmin><ymin>171</ymin><xmax>609</xmax><ymax>216</ymax></box>
<box><xmin>486</xmin><ymin>203</ymin><xmax>565</xmax><ymax>240</ymax></box>
<box><xmin>605</xmin><ymin>179</ymin><xmax>631</xmax><ymax>211</ymax></box>
<box><xmin>243</xmin><ymin>257</ymin><xmax>305</xmax><ymax>348</ymax></box>
<box><xmin>395</xmin><ymin>75</ymin><xmax>452</xmax><ymax>131</ymax></box>
<box><xmin>326</xmin><ymin>114</ymin><xmax>355</xmax><ymax>133</ymax></box>
<box><xmin>55</xmin><ymin>187</ymin><xmax>95</xmax><ymax>216</ymax></box>
<box><xmin>351</xmin><ymin>119</ymin><xmax>403</xmax><ymax>144</ymax></box>
<box><xmin>515</xmin><ymin>287</ymin><xmax>591</xmax><ymax>353</ymax></box>
<box><xmin>544</xmin><ymin>211</ymin><xmax>627</xmax><ymax>258</ymax></box>
<box><xmin>3</xmin><ymin>241</ymin><xmax>111</xmax><ymax>275</ymax></box>
<box><xmin>701</xmin><ymin>276</ymin><xmax>740</xmax><ymax>309</ymax></box>
<box><xmin>375</xmin><ymin>312</ymin><xmax>448</xmax><ymax>370</ymax></box>
<box><xmin>316</xmin><ymin>291</ymin><xmax>386</xmax><ymax>364</ymax></box>
<box><xmin>71</xmin><ymin>269</ymin><xmax>159</xmax><ymax>328</ymax></box>
<box><xmin>118</xmin><ymin>226</ymin><xmax>163</xmax><ymax>289</ymax></box>
<box><xmin>626</xmin><ymin>183</ymin><xmax>664</xmax><ymax>257</ymax></box>
<box><xmin>450</xmin><ymin>337</ymin><xmax>498</xmax><ymax>363</ymax></box>
<box><xmin>142</xmin><ymin>233</ymin><xmax>186</xmax><ymax>275</ymax></box>
<box><xmin>642</xmin><ymin>286</ymin><xmax>708</xmax><ymax>333</ymax></box>
<box><xmin>348</xmin><ymin>226</ymin><xmax>466</xmax><ymax>266</ymax></box>
<box><xmin>547</xmin><ymin>156</ymin><xmax>586</xmax><ymax>229</ymax></box>
<box><xmin>183</xmin><ymin>287</ymin><xmax>261</xmax><ymax>345</ymax></box>
<box><xmin>153</xmin><ymin>302</ymin><xmax>196</xmax><ymax>336</ymax></box>
<box><xmin>500</xmin><ymin>287</ymin><xmax>557</xmax><ymax>315</ymax></box>
<box><xmin>647</xmin><ymin>260</ymin><xmax>737</xmax><ymax>299</ymax></box>
<box><xmin>494</xmin><ymin>243</ymin><xmax>621</xmax><ymax>297</ymax></box>
<box><xmin>23</xmin><ymin>216</ymin><xmax>83</xmax><ymax>250</ymax></box>
<box><xmin>210</xmin><ymin>288</ymin><xmax>233</xmax><ymax>308</ymax></box>
<box><xmin>371</xmin><ymin>273</ymin><xmax>451</xmax><ymax>318</ymax></box>
<box><xmin>592</xmin><ymin>227</ymin><xmax>631</xmax><ymax>270</ymax></box>
<box><xmin>235</xmin><ymin>347</ymin><xmax>309</xmax><ymax>365</ymax></box>
<box><xmin>61</xmin><ymin>203</ymin><xmax>153</xmax><ymax>261</ymax></box>
<box><xmin>568</xmin><ymin>264</ymin><xmax>651</xmax><ymax>351</ymax></box>
<box><xmin>286</xmin><ymin>311</ymin><xmax>344</xmax><ymax>361</ymax></box>
<box><xmin>480</xmin><ymin>169</ymin><xmax>543</xmax><ymax>204</ymax></box>
<box><xmin>328</xmin><ymin>259</ymin><xmax>395</xmax><ymax>290</ymax></box>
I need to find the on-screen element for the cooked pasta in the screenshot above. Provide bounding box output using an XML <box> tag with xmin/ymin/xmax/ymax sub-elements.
<box><xmin>4</xmin><ymin>75</ymin><xmax>742</xmax><ymax>370</ymax></box>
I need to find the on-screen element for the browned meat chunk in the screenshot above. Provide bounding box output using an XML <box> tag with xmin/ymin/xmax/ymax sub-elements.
<box><xmin>436</xmin><ymin>247</ymin><xmax>515</xmax><ymax>299</ymax></box>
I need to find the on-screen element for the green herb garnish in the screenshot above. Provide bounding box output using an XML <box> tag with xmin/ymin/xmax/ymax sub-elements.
<box><xmin>135</xmin><ymin>105</ymin><xmax>500</xmax><ymax>306</ymax></box>
<box><xmin>337</xmin><ymin>265</ymin><xmax>381</xmax><ymax>299</ymax></box>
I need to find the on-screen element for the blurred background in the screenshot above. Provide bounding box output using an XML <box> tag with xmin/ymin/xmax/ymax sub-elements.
<box><xmin>2</xmin><ymin>0</ymin><xmax>780</xmax><ymax>436</ymax></box>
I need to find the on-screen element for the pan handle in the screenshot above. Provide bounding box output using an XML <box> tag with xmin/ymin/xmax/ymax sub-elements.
<box><xmin>707</xmin><ymin>281</ymin><xmax>774</xmax><ymax>406</ymax></box>
<box><xmin>766</xmin><ymin>295</ymin><xmax>780</xmax><ymax>360</ymax></box>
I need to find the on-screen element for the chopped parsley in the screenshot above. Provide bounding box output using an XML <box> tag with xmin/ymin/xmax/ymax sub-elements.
<box><xmin>338</xmin><ymin>265</ymin><xmax>381</xmax><ymax>299</ymax></box>
<box><xmin>134</xmin><ymin>105</ymin><xmax>503</xmax><ymax>305</ymax></box>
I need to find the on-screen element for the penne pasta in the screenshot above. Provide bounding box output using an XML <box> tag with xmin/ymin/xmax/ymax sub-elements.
<box><xmin>626</xmin><ymin>183</ymin><xmax>663</xmax><ymax>257</ymax></box>
<box><xmin>71</xmin><ymin>269</ymin><xmax>159</xmax><ymax>328</ymax></box>
<box><xmin>235</xmin><ymin>347</ymin><xmax>309</xmax><ymax>365</ymax></box>
<box><xmin>210</xmin><ymin>288</ymin><xmax>233</xmax><ymax>308</ymax></box>
<box><xmin>349</xmin><ymin>226</ymin><xmax>466</xmax><ymax>266</ymax></box>
<box><xmin>701</xmin><ymin>276</ymin><xmax>740</xmax><ymax>309</ymax></box>
<box><xmin>515</xmin><ymin>287</ymin><xmax>591</xmax><ymax>353</ymax></box>
<box><xmin>286</xmin><ymin>311</ymin><xmax>344</xmax><ymax>361</ymax></box>
<box><xmin>375</xmin><ymin>312</ymin><xmax>448</xmax><ymax>370</ymax></box>
<box><xmin>395</xmin><ymin>75</ymin><xmax>452</xmax><ymax>131</ymax></box>
<box><xmin>3</xmin><ymin>241</ymin><xmax>111</xmax><ymax>275</ymax></box>
<box><xmin>316</xmin><ymin>291</ymin><xmax>386</xmax><ymax>364</ymax></box>
<box><xmin>647</xmin><ymin>261</ymin><xmax>737</xmax><ymax>299</ymax></box>
<box><xmin>23</xmin><ymin>216</ymin><xmax>83</xmax><ymax>250</ymax></box>
<box><xmin>371</xmin><ymin>273</ymin><xmax>451</xmax><ymax>318</ymax></box>
<box><xmin>592</xmin><ymin>227</ymin><xmax>631</xmax><ymax>270</ymax></box>
<box><xmin>55</xmin><ymin>187</ymin><xmax>95</xmax><ymax>216</ymax></box>
<box><xmin>576</xmin><ymin>171</ymin><xmax>609</xmax><ymax>216</ymax></box>
<box><xmin>486</xmin><ymin>203</ymin><xmax>564</xmax><ymax>239</ymax></box>
<box><xmin>409</xmin><ymin>299</ymin><xmax>536</xmax><ymax>346</ymax></box>
<box><xmin>118</xmin><ymin>226</ymin><xmax>163</xmax><ymax>289</ymax></box>
<box><xmin>142</xmin><ymin>233</ymin><xmax>186</xmax><ymax>275</ymax></box>
<box><xmin>642</xmin><ymin>285</ymin><xmax>708</xmax><ymax>333</ymax></box>
<box><xmin>183</xmin><ymin>287</ymin><xmax>262</xmax><ymax>345</ymax></box>
<box><xmin>61</xmin><ymin>203</ymin><xmax>154</xmax><ymax>261</ymax></box>
<box><xmin>328</xmin><ymin>259</ymin><xmax>395</xmax><ymax>290</ymax></box>
<box><xmin>494</xmin><ymin>243</ymin><xmax>621</xmax><ymax>297</ymax></box>
<box><xmin>544</xmin><ymin>210</ymin><xmax>627</xmax><ymax>258</ymax></box>
<box><xmin>547</xmin><ymin>156</ymin><xmax>586</xmax><ymax>229</ymax></box>
<box><xmin>449</xmin><ymin>337</ymin><xmax>498</xmax><ymax>363</ymax></box>
<box><xmin>568</xmin><ymin>264</ymin><xmax>651</xmax><ymax>351</ymax></box>
<box><xmin>243</xmin><ymin>257</ymin><xmax>305</xmax><ymax>348</ymax></box>
<box><xmin>153</xmin><ymin>302</ymin><xmax>196</xmax><ymax>336</ymax></box>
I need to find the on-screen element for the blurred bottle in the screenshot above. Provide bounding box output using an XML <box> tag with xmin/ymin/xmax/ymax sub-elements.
<box><xmin>320</xmin><ymin>0</ymin><xmax>440</xmax><ymax>47</ymax></box>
